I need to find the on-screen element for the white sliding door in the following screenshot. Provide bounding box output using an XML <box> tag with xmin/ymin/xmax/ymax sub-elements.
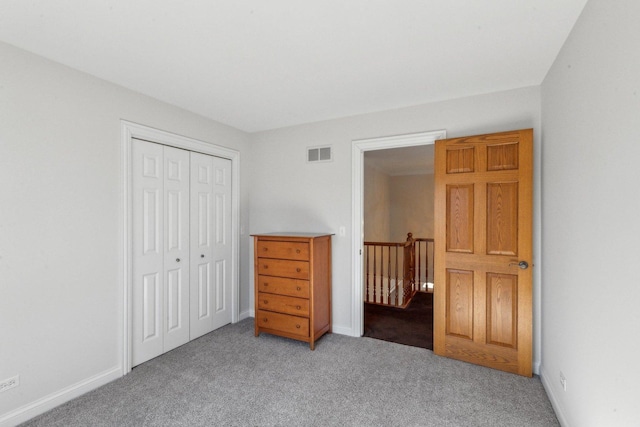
<box><xmin>190</xmin><ymin>152</ymin><xmax>232</xmax><ymax>339</ymax></box>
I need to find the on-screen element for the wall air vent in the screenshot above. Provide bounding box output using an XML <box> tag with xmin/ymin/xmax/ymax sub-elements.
<box><xmin>307</xmin><ymin>146</ymin><xmax>332</xmax><ymax>163</ymax></box>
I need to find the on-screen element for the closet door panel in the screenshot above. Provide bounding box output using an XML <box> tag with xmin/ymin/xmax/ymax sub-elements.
<box><xmin>163</xmin><ymin>146</ymin><xmax>190</xmax><ymax>352</ymax></box>
<box><xmin>211</xmin><ymin>157</ymin><xmax>233</xmax><ymax>330</ymax></box>
<box><xmin>190</xmin><ymin>152</ymin><xmax>215</xmax><ymax>339</ymax></box>
<box><xmin>132</xmin><ymin>139</ymin><xmax>164</xmax><ymax>366</ymax></box>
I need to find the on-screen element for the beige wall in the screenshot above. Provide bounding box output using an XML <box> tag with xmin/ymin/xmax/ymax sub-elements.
<box><xmin>390</xmin><ymin>173</ymin><xmax>434</xmax><ymax>242</ymax></box>
<box><xmin>363</xmin><ymin>162</ymin><xmax>392</xmax><ymax>242</ymax></box>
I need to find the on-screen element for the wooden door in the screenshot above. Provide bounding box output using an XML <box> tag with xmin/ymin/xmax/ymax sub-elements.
<box><xmin>433</xmin><ymin>129</ymin><xmax>533</xmax><ymax>376</ymax></box>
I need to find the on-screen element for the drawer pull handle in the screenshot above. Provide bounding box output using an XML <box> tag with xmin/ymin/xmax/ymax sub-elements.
<box><xmin>296</xmin><ymin>305</ymin><xmax>301</xmax><ymax>310</ymax></box>
<box><xmin>296</xmin><ymin>286</ymin><xmax>301</xmax><ymax>291</ymax></box>
<box><xmin>264</xmin><ymin>300</ymin><xmax>268</xmax><ymax>304</ymax></box>
<box><xmin>296</xmin><ymin>268</ymin><xmax>301</xmax><ymax>272</ymax></box>
<box><xmin>296</xmin><ymin>324</ymin><xmax>301</xmax><ymax>329</ymax></box>
<box><xmin>264</xmin><ymin>283</ymin><xmax>269</xmax><ymax>287</ymax></box>
<box><xmin>263</xmin><ymin>265</ymin><xmax>268</xmax><ymax>269</ymax></box>
<box><xmin>263</xmin><ymin>318</ymin><xmax>268</xmax><ymax>323</ymax></box>
<box><xmin>296</xmin><ymin>249</ymin><xmax>300</xmax><ymax>254</ymax></box>
<box><xmin>263</xmin><ymin>247</ymin><xmax>268</xmax><ymax>251</ymax></box>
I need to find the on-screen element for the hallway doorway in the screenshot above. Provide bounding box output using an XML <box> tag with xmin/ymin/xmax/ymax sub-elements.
<box><xmin>352</xmin><ymin>130</ymin><xmax>445</xmax><ymax>337</ymax></box>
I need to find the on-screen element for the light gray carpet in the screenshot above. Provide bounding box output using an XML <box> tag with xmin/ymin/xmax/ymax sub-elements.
<box><xmin>22</xmin><ymin>319</ymin><xmax>558</xmax><ymax>426</ymax></box>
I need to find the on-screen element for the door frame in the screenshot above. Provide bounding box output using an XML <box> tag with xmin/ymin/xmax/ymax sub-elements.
<box><xmin>120</xmin><ymin>120</ymin><xmax>240</xmax><ymax>374</ymax></box>
<box><xmin>351</xmin><ymin>130</ymin><xmax>447</xmax><ymax>336</ymax></box>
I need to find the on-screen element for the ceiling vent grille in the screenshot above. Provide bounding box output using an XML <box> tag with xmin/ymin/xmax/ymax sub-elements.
<box><xmin>307</xmin><ymin>146</ymin><xmax>332</xmax><ymax>163</ymax></box>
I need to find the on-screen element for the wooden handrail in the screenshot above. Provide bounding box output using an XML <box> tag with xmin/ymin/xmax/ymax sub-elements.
<box><xmin>364</xmin><ymin>241</ymin><xmax>411</xmax><ymax>247</ymax></box>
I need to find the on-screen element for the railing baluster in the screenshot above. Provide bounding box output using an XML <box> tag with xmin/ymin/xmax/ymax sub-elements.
<box><xmin>373</xmin><ymin>246</ymin><xmax>377</xmax><ymax>303</ymax></box>
<box><xmin>417</xmin><ymin>241</ymin><xmax>422</xmax><ymax>292</ymax></box>
<box><xmin>366</xmin><ymin>246</ymin><xmax>370</xmax><ymax>302</ymax></box>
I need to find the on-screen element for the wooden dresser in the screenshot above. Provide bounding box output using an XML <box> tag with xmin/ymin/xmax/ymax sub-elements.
<box><xmin>253</xmin><ymin>233</ymin><xmax>332</xmax><ymax>350</ymax></box>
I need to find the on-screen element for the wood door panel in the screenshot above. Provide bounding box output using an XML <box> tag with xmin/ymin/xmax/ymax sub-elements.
<box><xmin>486</xmin><ymin>273</ymin><xmax>517</xmax><ymax>348</ymax></box>
<box><xmin>445</xmin><ymin>269</ymin><xmax>474</xmax><ymax>340</ymax></box>
<box><xmin>446</xmin><ymin>184</ymin><xmax>474</xmax><ymax>253</ymax></box>
<box><xmin>487</xmin><ymin>142</ymin><xmax>519</xmax><ymax>171</ymax></box>
<box><xmin>486</xmin><ymin>182</ymin><xmax>518</xmax><ymax>256</ymax></box>
<box><xmin>446</xmin><ymin>146</ymin><xmax>475</xmax><ymax>173</ymax></box>
<box><xmin>435</xmin><ymin>128</ymin><xmax>533</xmax><ymax>377</ymax></box>
<box><xmin>444</xmin><ymin>337</ymin><xmax>519</xmax><ymax>374</ymax></box>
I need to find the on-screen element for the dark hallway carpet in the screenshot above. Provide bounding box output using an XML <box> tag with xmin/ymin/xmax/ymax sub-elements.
<box><xmin>364</xmin><ymin>291</ymin><xmax>433</xmax><ymax>350</ymax></box>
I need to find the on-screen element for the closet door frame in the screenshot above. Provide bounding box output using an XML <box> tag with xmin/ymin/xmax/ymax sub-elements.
<box><xmin>121</xmin><ymin>120</ymin><xmax>240</xmax><ymax>375</ymax></box>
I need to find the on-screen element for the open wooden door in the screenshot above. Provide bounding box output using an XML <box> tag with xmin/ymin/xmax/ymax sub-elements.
<box><xmin>434</xmin><ymin>129</ymin><xmax>533</xmax><ymax>376</ymax></box>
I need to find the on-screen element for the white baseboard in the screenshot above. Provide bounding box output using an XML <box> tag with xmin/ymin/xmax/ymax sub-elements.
<box><xmin>540</xmin><ymin>365</ymin><xmax>569</xmax><ymax>427</ymax></box>
<box><xmin>0</xmin><ymin>366</ymin><xmax>122</xmax><ymax>427</ymax></box>
<box><xmin>331</xmin><ymin>324</ymin><xmax>355</xmax><ymax>336</ymax></box>
<box><xmin>238</xmin><ymin>309</ymin><xmax>252</xmax><ymax>321</ymax></box>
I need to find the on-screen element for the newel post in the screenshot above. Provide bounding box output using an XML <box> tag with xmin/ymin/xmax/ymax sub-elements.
<box><xmin>403</xmin><ymin>233</ymin><xmax>416</xmax><ymax>305</ymax></box>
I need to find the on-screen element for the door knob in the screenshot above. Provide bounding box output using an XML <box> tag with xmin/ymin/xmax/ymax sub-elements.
<box><xmin>176</xmin><ymin>258</ymin><xmax>181</xmax><ymax>262</ymax></box>
<box><xmin>509</xmin><ymin>260</ymin><xmax>529</xmax><ymax>269</ymax></box>
<box><xmin>201</xmin><ymin>254</ymin><xmax>205</xmax><ymax>258</ymax></box>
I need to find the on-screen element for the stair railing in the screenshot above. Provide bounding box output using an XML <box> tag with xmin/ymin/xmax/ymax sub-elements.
<box><xmin>364</xmin><ymin>233</ymin><xmax>433</xmax><ymax>307</ymax></box>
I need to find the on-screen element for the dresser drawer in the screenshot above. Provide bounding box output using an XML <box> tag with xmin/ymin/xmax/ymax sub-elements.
<box><xmin>256</xmin><ymin>310</ymin><xmax>309</xmax><ymax>337</ymax></box>
<box><xmin>257</xmin><ymin>276</ymin><xmax>310</xmax><ymax>298</ymax></box>
<box><xmin>256</xmin><ymin>241</ymin><xmax>309</xmax><ymax>261</ymax></box>
<box><xmin>257</xmin><ymin>258</ymin><xmax>309</xmax><ymax>280</ymax></box>
<box><xmin>258</xmin><ymin>292</ymin><xmax>309</xmax><ymax>317</ymax></box>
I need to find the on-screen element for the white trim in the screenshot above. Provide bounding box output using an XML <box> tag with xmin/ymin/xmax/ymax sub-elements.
<box><xmin>0</xmin><ymin>367</ymin><xmax>121</xmax><ymax>427</ymax></box>
<box><xmin>540</xmin><ymin>365</ymin><xmax>570</xmax><ymax>427</ymax></box>
<box><xmin>351</xmin><ymin>130</ymin><xmax>446</xmax><ymax>336</ymax></box>
<box><xmin>120</xmin><ymin>120</ymin><xmax>240</xmax><ymax>374</ymax></box>
<box><xmin>331</xmin><ymin>325</ymin><xmax>354</xmax><ymax>336</ymax></box>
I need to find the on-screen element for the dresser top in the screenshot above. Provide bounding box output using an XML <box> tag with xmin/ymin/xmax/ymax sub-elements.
<box><xmin>252</xmin><ymin>232</ymin><xmax>333</xmax><ymax>238</ymax></box>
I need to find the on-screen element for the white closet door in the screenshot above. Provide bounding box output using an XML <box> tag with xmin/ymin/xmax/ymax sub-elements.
<box><xmin>190</xmin><ymin>152</ymin><xmax>232</xmax><ymax>339</ymax></box>
<box><xmin>132</xmin><ymin>140</ymin><xmax>165</xmax><ymax>366</ymax></box>
<box><xmin>133</xmin><ymin>140</ymin><xmax>232</xmax><ymax>365</ymax></box>
<box><xmin>210</xmin><ymin>155</ymin><xmax>233</xmax><ymax>330</ymax></box>
<box><xmin>162</xmin><ymin>146</ymin><xmax>190</xmax><ymax>352</ymax></box>
<box><xmin>133</xmin><ymin>140</ymin><xmax>190</xmax><ymax>366</ymax></box>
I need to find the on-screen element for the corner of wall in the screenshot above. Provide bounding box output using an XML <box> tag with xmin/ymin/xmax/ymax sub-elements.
<box><xmin>540</xmin><ymin>365</ymin><xmax>570</xmax><ymax>427</ymax></box>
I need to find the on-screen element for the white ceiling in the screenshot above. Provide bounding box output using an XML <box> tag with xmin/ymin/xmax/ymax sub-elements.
<box><xmin>0</xmin><ymin>1</ymin><xmax>587</xmax><ymax>133</ymax></box>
